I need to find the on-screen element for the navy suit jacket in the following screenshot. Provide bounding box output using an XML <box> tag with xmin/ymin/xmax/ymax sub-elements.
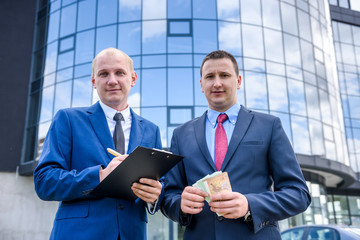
<box><xmin>161</xmin><ymin>106</ymin><xmax>311</xmax><ymax>240</ymax></box>
<box><xmin>34</xmin><ymin>102</ymin><xmax>162</xmax><ymax>240</ymax></box>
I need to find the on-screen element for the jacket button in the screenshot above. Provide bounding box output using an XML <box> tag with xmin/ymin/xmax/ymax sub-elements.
<box><xmin>119</xmin><ymin>204</ymin><xmax>124</xmax><ymax>210</ymax></box>
<box><xmin>217</xmin><ymin>215</ymin><xmax>224</xmax><ymax>221</ymax></box>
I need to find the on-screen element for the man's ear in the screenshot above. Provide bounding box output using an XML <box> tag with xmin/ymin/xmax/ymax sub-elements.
<box><xmin>237</xmin><ymin>75</ymin><xmax>242</xmax><ymax>90</ymax></box>
<box><xmin>131</xmin><ymin>72</ymin><xmax>138</xmax><ymax>87</ymax></box>
<box><xmin>200</xmin><ymin>78</ymin><xmax>204</xmax><ymax>93</ymax></box>
<box><xmin>91</xmin><ymin>73</ymin><xmax>96</xmax><ymax>89</ymax></box>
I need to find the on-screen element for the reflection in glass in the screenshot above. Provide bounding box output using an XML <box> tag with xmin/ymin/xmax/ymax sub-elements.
<box><xmin>168</xmin><ymin>37</ymin><xmax>192</xmax><ymax>53</ymax></box>
<box><xmin>193</xmin><ymin>0</ymin><xmax>216</xmax><ymax>19</ymax></box>
<box><xmin>96</xmin><ymin>25</ymin><xmax>117</xmax><ymax>55</ymax></box>
<box><xmin>281</xmin><ymin>2</ymin><xmax>298</xmax><ymax>36</ymax></box>
<box><xmin>74</xmin><ymin>64</ymin><xmax>91</xmax><ymax>78</ymax></box>
<box><xmin>264</xmin><ymin>29</ymin><xmax>284</xmax><ymax>63</ymax></box>
<box><xmin>284</xmin><ymin>34</ymin><xmax>301</xmax><ymax>68</ymax></box>
<box><xmin>240</xmin><ymin>0</ymin><xmax>261</xmax><ymax>25</ymax></box>
<box><xmin>168</xmin><ymin>68</ymin><xmax>193</xmax><ymax>106</ymax></box>
<box><xmin>168</xmin><ymin>54</ymin><xmax>192</xmax><ymax>67</ymax></box>
<box><xmin>245</xmin><ymin>71</ymin><xmax>268</xmax><ymax>110</ymax></box>
<box><xmin>288</xmin><ymin>79</ymin><xmax>306</xmax><ymax>115</ymax></box>
<box><xmin>319</xmin><ymin>90</ymin><xmax>332</xmax><ymax>125</ymax></box>
<box><xmin>119</xmin><ymin>0</ymin><xmax>141</xmax><ymax>22</ymax></box>
<box><xmin>118</xmin><ymin>22</ymin><xmax>141</xmax><ymax>56</ymax></box>
<box><xmin>54</xmin><ymin>81</ymin><xmax>72</xmax><ymax>115</ymax></box>
<box><xmin>43</xmin><ymin>73</ymin><xmax>56</xmax><ymax>87</ymax></box>
<box><xmin>97</xmin><ymin>0</ymin><xmax>117</xmax><ymax>26</ymax></box>
<box><xmin>291</xmin><ymin>115</ymin><xmax>311</xmax><ymax>154</ymax></box>
<box><xmin>169</xmin><ymin>21</ymin><xmax>191</xmax><ymax>35</ymax></box>
<box><xmin>40</xmin><ymin>86</ymin><xmax>55</xmax><ymax>123</ymax></box>
<box><xmin>243</xmin><ymin>58</ymin><xmax>265</xmax><ymax>73</ymax></box>
<box><xmin>266</xmin><ymin>61</ymin><xmax>285</xmax><ymax>76</ymax></box>
<box><xmin>44</xmin><ymin>41</ymin><xmax>58</xmax><ymax>75</ymax></box>
<box><xmin>170</xmin><ymin>108</ymin><xmax>193</xmax><ymax>125</ymax></box>
<box><xmin>142</xmin><ymin>21</ymin><xmax>166</xmax><ymax>54</ymax></box>
<box><xmin>217</xmin><ymin>0</ymin><xmax>239</xmax><ymax>21</ymax></box>
<box><xmin>60</xmin><ymin>4</ymin><xmax>76</xmax><ymax>37</ymax></box>
<box><xmin>305</xmin><ymin>84</ymin><xmax>321</xmax><ymax>120</ymax></box>
<box><xmin>72</xmin><ymin>77</ymin><xmax>92</xmax><ymax>107</ymax></box>
<box><xmin>77</xmin><ymin>0</ymin><xmax>96</xmax><ymax>31</ymax></box>
<box><xmin>75</xmin><ymin>30</ymin><xmax>95</xmax><ymax>65</ymax></box>
<box><xmin>142</xmin><ymin>55</ymin><xmax>166</xmax><ymax>68</ymax></box>
<box><xmin>300</xmin><ymin>40</ymin><xmax>315</xmax><ymax>73</ymax></box>
<box><xmin>268</xmin><ymin>75</ymin><xmax>288</xmax><ymax>112</ymax></box>
<box><xmin>193</xmin><ymin>20</ymin><xmax>217</xmax><ymax>54</ymax></box>
<box><xmin>143</xmin><ymin>0</ymin><xmax>166</xmax><ymax>20</ymax></box>
<box><xmin>47</xmin><ymin>11</ymin><xmax>60</xmax><ymax>43</ymax></box>
<box><xmin>141</xmin><ymin>107</ymin><xmax>167</xmax><ymax>147</ymax></box>
<box><xmin>60</xmin><ymin>36</ymin><xmax>74</xmax><ymax>52</ymax></box>
<box><xmin>311</xmin><ymin>16</ymin><xmax>322</xmax><ymax>48</ymax></box>
<box><xmin>57</xmin><ymin>51</ymin><xmax>74</xmax><ymax>70</ymax></box>
<box><xmin>56</xmin><ymin>68</ymin><xmax>73</xmax><ymax>83</ymax></box>
<box><xmin>242</xmin><ymin>24</ymin><xmax>264</xmax><ymax>59</ymax></box>
<box><xmin>168</xmin><ymin>0</ymin><xmax>191</xmax><ymax>18</ymax></box>
<box><xmin>141</xmin><ymin>69</ymin><xmax>166</xmax><ymax>106</ymax></box>
<box><xmin>218</xmin><ymin>22</ymin><xmax>241</xmax><ymax>55</ymax></box>
<box><xmin>262</xmin><ymin>0</ymin><xmax>281</xmax><ymax>30</ymax></box>
<box><xmin>309</xmin><ymin>119</ymin><xmax>325</xmax><ymax>156</ymax></box>
<box><xmin>298</xmin><ymin>10</ymin><xmax>312</xmax><ymax>41</ymax></box>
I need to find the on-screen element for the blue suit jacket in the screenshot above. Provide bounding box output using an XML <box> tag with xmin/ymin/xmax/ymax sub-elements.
<box><xmin>34</xmin><ymin>102</ymin><xmax>162</xmax><ymax>240</ymax></box>
<box><xmin>161</xmin><ymin>106</ymin><xmax>311</xmax><ymax>240</ymax></box>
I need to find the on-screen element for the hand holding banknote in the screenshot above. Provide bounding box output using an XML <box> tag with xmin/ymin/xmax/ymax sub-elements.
<box><xmin>181</xmin><ymin>186</ymin><xmax>209</xmax><ymax>215</ymax></box>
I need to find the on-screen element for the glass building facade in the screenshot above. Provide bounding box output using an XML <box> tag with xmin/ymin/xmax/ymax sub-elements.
<box><xmin>21</xmin><ymin>0</ymin><xmax>360</xmax><ymax>238</ymax></box>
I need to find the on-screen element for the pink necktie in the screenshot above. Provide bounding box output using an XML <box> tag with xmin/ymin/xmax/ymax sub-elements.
<box><xmin>215</xmin><ymin>114</ymin><xmax>228</xmax><ymax>171</ymax></box>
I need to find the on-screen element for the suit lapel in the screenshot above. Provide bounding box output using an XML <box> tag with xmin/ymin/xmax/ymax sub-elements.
<box><xmin>127</xmin><ymin>108</ymin><xmax>144</xmax><ymax>153</ymax></box>
<box><xmin>87</xmin><ymin>102</ymin><xmax>114</xmax><ymax>160</ymax></box>
<box><xmin>194</xmin><ymin>111</ymin><xmax>217</xmax><ymax>171</ymax></box>
<box><xmin>221</xmin><ymin>106</ymin><xmax>254</xmax><ymax>170</ymax></box>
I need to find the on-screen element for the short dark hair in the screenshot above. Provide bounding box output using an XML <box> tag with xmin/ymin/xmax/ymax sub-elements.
<box><xmin>200</xmin><ymin>50</ymin><xmax>239</xmax><ymax>77</ymax></box>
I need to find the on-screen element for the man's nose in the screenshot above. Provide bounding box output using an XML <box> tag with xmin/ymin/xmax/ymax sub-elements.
<box><xmin>213</xmin><ymin>76</ymin><xmax>222</xmax><ymax>86</ymax></box>
<box><xmin>107</xmin><ymin>73</ymin><xmax>117</xmax><ymax>84</ymax></box>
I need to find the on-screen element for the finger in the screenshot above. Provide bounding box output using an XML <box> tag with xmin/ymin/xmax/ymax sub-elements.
<box><xmin>184</xmin><ymin>186</ymin><xmax>208</xmax><ymax>198</ymax></box>
<box><xmin>210</xmin><ymin>192</ymin><xmax>235</xmax><ymax>202</ymax></box>
<box><xmin>113</xmin><ymin>154</ymin><xmax>128</xmax><ymax>162</ymax></box>
<box><xmin>139</xmin><ymin>178</ymin><xmax>162</xmax><ymax>188</ymax></box>
<box><xmin>132</xmin><ymin>186</ymin><xmax>159</xmax><ymax>203</ymax></box>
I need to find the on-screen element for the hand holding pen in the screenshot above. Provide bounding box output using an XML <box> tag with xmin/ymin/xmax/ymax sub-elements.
<box><xmin>99</xmin><ymin>148</ymin><xmax>128</xmax><ymax>182</ymax></box>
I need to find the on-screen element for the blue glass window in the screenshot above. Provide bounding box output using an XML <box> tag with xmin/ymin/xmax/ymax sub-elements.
<box><xmin>143</xmin><ymin>0</ymin><xmax>166</xmax><ymax>20</ymax></box>
<box><xmin>44</xmin><ymin>41</ymin><xmax>58</xmax><ymax>75</ymax></box>
<box><xmin>77</xmin><ymin>0</ymin><xmax>96</xmax><ymax>31</ymax></box>
<box><xmin>298</xmin><ymin>10</ymin><xmax>312</xmax><ymax>42</ymax></box>
<box><xmin>242</xmin><ymin>25</ymin><xmax>264</xmax><ymax>59</ymax></box>
<box><xmin>168</xmin><ymin>54</ymin><xmax>192</xmax><ymax>67</ymax></box>
<box><xmin>141</xmin><ymin>69</ymin><xmax>166</xmax><ymax>106</ymax></box>
<box><xmin>168</xmin><ymin>0</ymin><xmax>191</xmax><ymax>18</ymax></box>
<box><xmin>72</xmin><ymin>77</ymin><xmax>93</xmax><ymax>107</ymax></box>
<box><xmin>168</xmin><ymin>20</ymin><xmax>191</xmax><ymax>36</ymax></box>
<box><xmin>241</xmin><ymin>0</ymin><xmax>261</xmax><ymax>25</ymax></box>
<box><xmin>168</xmin><ymin>37</ymin><xmax>192</xmax><ymax>53</ymax></box>
<box><xmin>118</xmin><ymin>22</ymin><xmax>141</xmax><ymax>56</ymax></box>
<box><xmin>284</xmin><ymin>34</ymin><xmax>301</xmax><ymax>68</ymax></box>
<box><xmin>74</xmin><ymin>64</ymin><xmax>91</xmax><ymax>78</ymax></box>
<box><xmin>57</xmin><ymin>50</ymin><xmax>74</xmax><ymax>70</ymax></box>
<box><xmin>268</xmin><ymin>75</ymin><xmax>288</xmax><ymax>113</ymax></box>
<box><xmin>291</xmin><ymin>115</ymin><xmax>311</xmax><ymax>154</ymax></box>
<box><xmin>217</xmin><ymin>0</ymin><xmax>240</xmax><ymax>21</ymax></box>
<box><xmin>309</xmin><ymin>119</ymin><xmax>325</xmax><ymax>155</ymax></box>
<box><xmin>39</xmin><ymin>86</ymin><xmax>55</xmax><ymax>123</ymax></box>
<box><xmin>288</xmin><ymin>79</ymin><xmax>306</xmax><ymax>115</ymax></box>
<box><xmin>169</xmin><ymin>107</ymin><xmax>193</xmax><ymax>125</ymax></box>
<box><xmin>119</xmin><ymin>0</ymin><xmax>141</xmax><ymax>22</ymax></box>
<box><xmin>142</xmin><ymin>20</ymin><xmax>166</xmax><ymax>54</ymax></box>
<box><xmin>60</xmin><ymin>4</ymin><xmax>77</xmax><ymax>37</ymax></box>
<box><xmin>97</xmin><ymin>0</ymin><xmax>117</xmax><ymax>26</ymax></box>
<box><xmin>56</xmin><ymin>68</ymin><xmax>73</xmax><ymax>83</ymax></box>
<box><xmin>262</xmin><ymin>0</ymin><xmax>281</xmax><ymax>30</ymax></box>
<box><xmin>193</xmin><ymin>0</ymin><xmax>216</xmax><ymax>19</ymax></box>
<box><xmin>59</xmin><ymin>35</ymin><xmax>74</xmax><ymax>52</ymax></box>
<box><xmin>168</xmin><ymin>68</ymin><xmax>193</xmax><ymax>106</ymax></box>
<box><xmin>142</xmin><ymin>55</ymin><xmax>166</xmax><ymax>68</ymax></box>
<box><xmin>96</xmin><ymin>25</ymin><xmax>117</xmax><ymax>55</ymax></box>
<box><xmin>300</xmin><ymin>40</ymin><xmax>315</xmax><ymax>73</ymax></box>
<box><xmin>218</xmin><ymin>22</ymin><xmax>242</xmax><ymax>56</ymax></box>
<box><xmin>141</xmin><ymin>107</ymin><xmax>167</xmax><ymax>146</ymax></box>
<box><xmin>54</xmin><ymin>81</ymin><xmax>72</xmax><ymax>114</ymax></box>
<box><xmin>193</xmin><ymin>20</ymin><xmax>217</xmax><ymax>54</ymax></box>
<box><xmin>245</xmin><ymin>71</ymin><xmax>268</xmax><ymax>110</ymax></box>
<box><xmin>280</xmin><ymin>2</ymin><xmax>298</xmax><ymax>36</ymax></box>
<box><xmin>264</xmin><ymin>29</ymin><xmax>284</xmax><ymax>63</ymax></box>
<box><xmin>47</xmin><ymin>11</ymin><xmax>60</xmax><ymax>43</ymax></box>
<box><xmin>75</xmin><ymin>30</ymin><xmax>95</xmax><ymax>65</ymax></box>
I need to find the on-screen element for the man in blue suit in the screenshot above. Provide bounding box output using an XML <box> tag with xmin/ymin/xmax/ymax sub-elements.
<box><xmin>161</xmin><ymin>50</ymin><xmax>311</xmax><ymax>239</ymax></box>
<box><xmin>34</xmin><ymin>48</ymin><xmax>163</xmax><ymax>240</ymax></box>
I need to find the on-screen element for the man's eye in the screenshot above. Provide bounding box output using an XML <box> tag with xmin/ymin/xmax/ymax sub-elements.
<box><xmin>116</xmin><ymin>71</ymin><xmax>125</xmax><ymax>75</ymax></box>
<box><xmin>206</xmin><ymin>75</ymin><xmax>213</xmax><ymax>79</ymax></box>
<box><xmin>99</xmin><ymin>72</ymin><xmax>108</xmax><ymax>77</ymax></box>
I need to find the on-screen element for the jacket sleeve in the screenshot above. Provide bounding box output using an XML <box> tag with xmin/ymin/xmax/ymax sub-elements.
<box><xmin>33</xmin><ymin>109</ymin><xmax>101</xmax><ymax>202</ymax></box>
<box><xmin>245</xmin><ymin>117</ymin><xmax>311</xmax><ymax>233</ymax></box>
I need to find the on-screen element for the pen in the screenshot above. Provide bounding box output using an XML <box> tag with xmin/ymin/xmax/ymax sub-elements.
<box><xmin>107</xmin><ymin>148</ymin><xmax>121</xmax><ymax>157</ymax></box>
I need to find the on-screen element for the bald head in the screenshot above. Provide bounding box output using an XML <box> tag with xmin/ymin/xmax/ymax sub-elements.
<box><xmin>92</xmin><ymin>48</ymin><xmax>134</xmax><ymax>74</ymax></box>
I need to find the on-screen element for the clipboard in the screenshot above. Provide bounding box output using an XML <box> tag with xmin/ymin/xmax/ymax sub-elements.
<box><xmin>91</xmin><ymin>146</ymin><xmax>183</xmax><ymax>200</ymax></box>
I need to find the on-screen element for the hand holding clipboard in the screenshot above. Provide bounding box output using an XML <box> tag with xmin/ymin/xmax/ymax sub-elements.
<box><xmin>91</xmin><ymin>146</ymin><xmax>183</xmax><ymax>200</ymax></box>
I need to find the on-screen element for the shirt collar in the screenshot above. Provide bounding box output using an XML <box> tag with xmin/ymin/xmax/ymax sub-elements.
<box><xmin>99</xmin><ymin>101</ymin><xmax>131</xmax><ymax>122</ymax></box>
<box><xmin>206</xmin><ymin>103</ymin><xmax>240</xmax><ymax>128</ymax></box>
